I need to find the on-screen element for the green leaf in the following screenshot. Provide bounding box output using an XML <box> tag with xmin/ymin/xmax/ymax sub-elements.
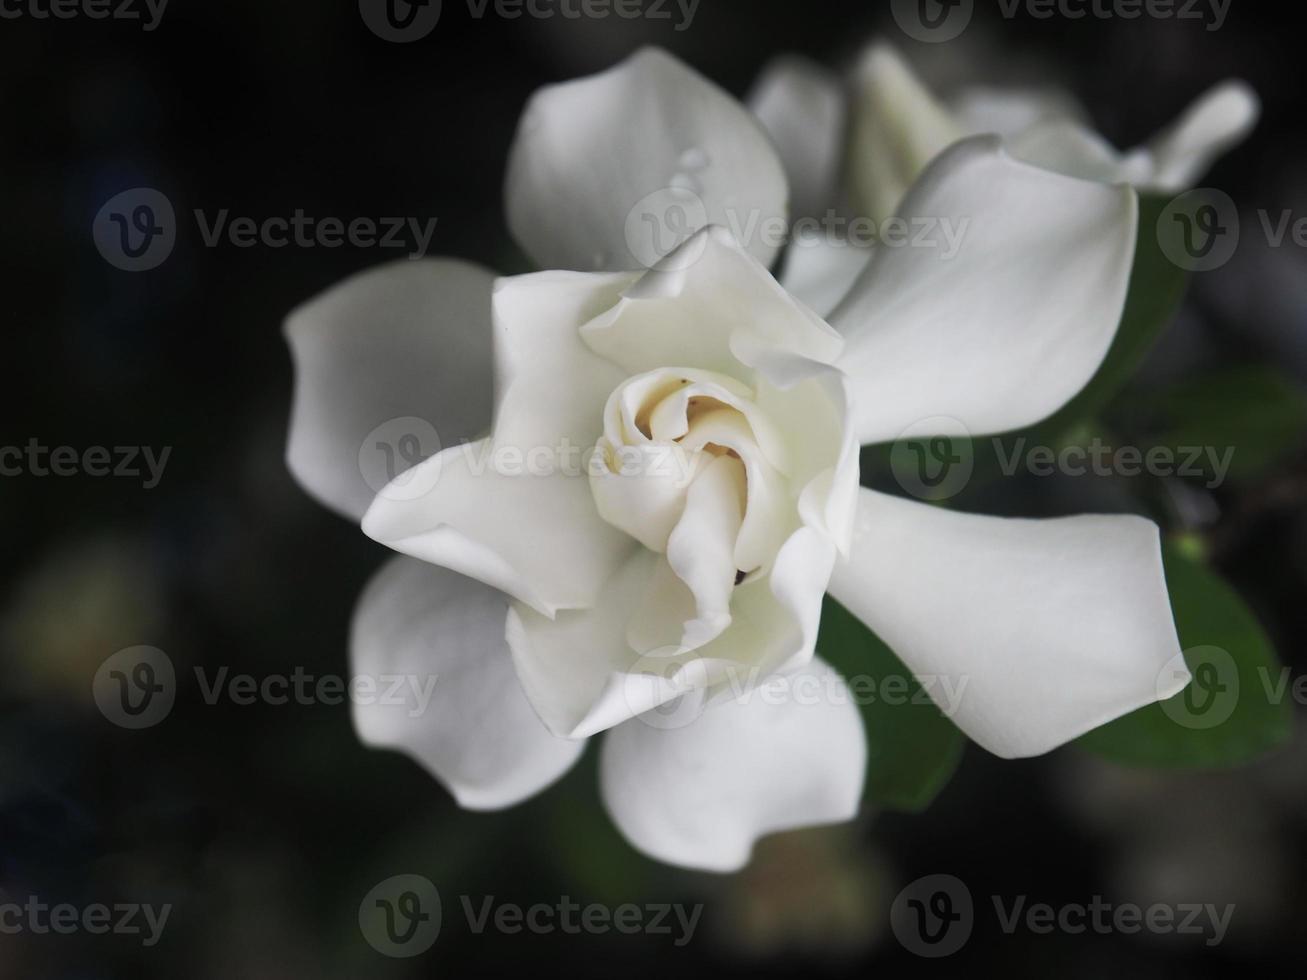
<box><xmin>818</xmin><ymin>596</ymin><xmax>965</xmax><ymax>811</ymax></box>
<box><xmin>1076</xmin><ymin>543</ymin><xmax>1292</xmax><ymax>767</ymax></box>
<box><xmin>1132</xmin><ymin>364</ymin><xmax>1307</xmax><ymax>484</ymax></box>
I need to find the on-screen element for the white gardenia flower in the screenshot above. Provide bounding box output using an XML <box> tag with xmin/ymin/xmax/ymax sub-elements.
<box><xmin>748</xmin><ymin>42</ymin><xmax>1259</xmax><ymax>316</ymax></box>
<box><xmin>284</xmin><ymin>48</ymin><xmax>1191</xmax><ymax>872</ymax></box>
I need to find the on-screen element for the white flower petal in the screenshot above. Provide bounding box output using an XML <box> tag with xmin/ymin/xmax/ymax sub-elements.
<box><xmin>826</xmin><ymin>488</ymin><xmax>1190</xmax><ymax>759</ymax></box>
<box><xmin>664</xmin><ymin>454</ymin><xmax>746</xmax><ymax>649</ymax></box>
<box><xmin>831</xmin><ymin>136</ymin><xmax>1138</xmax><ymax>444</ymax></box>
<box><xmin>951</xmin><ymin>85</ymin><xmax>1088</xmax><ymax>139</ymax></box>
<box><xmin>580</xmin><ymin>226</ymin><xmax>843</xmax><ymax>383</ymax></box>
<box><xmin>846</xmin><ymin>41</ymin><xmax>965</xmax><ymax>223</ymax></box>
<box><xmin>362</xmin><ymin>439</ymin><xmax>635</xmax><ymax>617</ymax></box>
<box><xmin>599</xmin><ymin>658</ymin><xmax>866</xmax><ymax>872</ymax></box>
<box><xmin>505</xmin><ymin>47</ymin><xmax>788</xmax><ymax>272</ymax></box>
<box><xmin>778</xmin><ymin>234</ymin><xmax>875</xmax><ymax>319</ymax></box>
<box><xmin>351</xmin><ymin>556</ymin><xmax>584</xmax><ymax>810</ymax></box>
<box><xmin>509</xmin><ymin>526</ymin><xmax>835</xmax><ymax>740</ymax></box>
<box><xmin>747</xmin><ymin>56</ymin><xmax>846</xmax><ymax>219</ymax></box>
<box><xmin>492</xmin><ymin>270</ymin><xmax>637</xmax><ymax>450</ymax></box>
<box><xmin>284</xmin><ymin>259</ymin><xmax>495</xmax><ymax>520</ymax></box>
<box><xmin>1141</xmin><ymin>80</ymin><xmax>1260</xmax><ymax>192</ymax></box>
<box><xmin>1003</xmin><ymin>119</ymin><xmax>1129</xmax><ymax>184</ymax></box>
<box><xmin>506</xmin><ymin>548</ymin><xmax>675</xmax><ymax>739</ymax></box>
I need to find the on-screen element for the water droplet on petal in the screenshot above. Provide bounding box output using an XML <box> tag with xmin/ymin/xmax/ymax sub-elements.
<box><xmin>678</xmin><ymin>147</ymin><xmax>710</xmax><ymax>171</ymax></box>
<box><xmin>669</xmin><ymin>172</ymin><xmax>700</xmax><ymax>193</ymax></box>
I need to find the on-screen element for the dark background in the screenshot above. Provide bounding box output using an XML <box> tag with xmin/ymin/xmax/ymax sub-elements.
<box><xmin>2</xmin><ymin>1</ymin><xmax>1305</xmax><ymax>976</ymax></box>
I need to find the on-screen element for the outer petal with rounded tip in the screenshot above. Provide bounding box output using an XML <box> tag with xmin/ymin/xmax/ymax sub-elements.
<box><xmin>1141</xmin><ymin>80</ymin><xmax>1260</xmax><ymax>192</ymax></box>
<box><xmin>826</xmin><ymin>488</ymin><xmax>1190</xmax><ymax>759</ymax></box>
<box><xmin>747</xmin><ymin>56</ymin><xmax>846</xmax><ymax>220</ymax></box>
<box><xmin>284</xmin><ymin>259</ymin><xmax>495</xmax><ymax>521</ymax></box>
<box><xmin>351</xmin><ymin>556</ymin><xmax>585</xmax><ymax>810</ymax></box>
<box><xmin>599</xmin><ymin>658</ymin><xmax>866</xmax><ymax>872</ymax></box>
<box><xmin>831</xmin><ymin>136</ymin><xmax>1138</xmax><ymax>445</ymax></box>
<box><xmin>505</xmin><ymin>47</ymin><xmax>789</xmax><ymax>273</ymax></box>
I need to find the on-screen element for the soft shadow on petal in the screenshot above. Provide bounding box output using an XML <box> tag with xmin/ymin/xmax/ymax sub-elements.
<box><xmin>508</xmin><ymin>527</ymin><xmax>835</xmax><ymax>741</ymax></box>
<box><xmin>599</xmin><ymin>658</ymin><xmax>866</xmax><ymax>873</ymax></box>
<box><xmin>826</xmin><ymin>488</ymin><xmax>1190</xmax><ymax>759</ymax></box>
<box><xmin>285</xmin><ymin>259</ymin><xmax>496</xmax><ymax>520</ymax></box>
<box><xmin>351</xmin><ymin>556</ymin><xmax>585</xmax><ymax>810</ymax></box>
<box><xmin>362</xmin><ymin>439</ymin><xmax>636</xmax><ymax>617</ymax></box>
<box><xmin>832</xmin><ymin>136</ymin><xmax>1137</xmax><ymax>445</ymax></box>
<box><xmin>747</xmin><ymin>55</ymin><xmax>846</xmax><ymax>221</ymax></box>
<box><xmin>505</xmin><ymin>47</ymin><xmax>789</xmax><ymax>273</ymax></box>
<box><xmin>777</xmin><ymin>233</ymin><xmax>874</xmax><ymax>320</ymax></box>
<box><xmin>492</xmin><ymin>270</ymin><xmax>636</xmax><ymax>450</ymax></box>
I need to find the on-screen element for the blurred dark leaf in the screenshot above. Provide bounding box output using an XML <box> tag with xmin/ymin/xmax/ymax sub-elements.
<box><xmin>1076</xmin><ymin>543</ymin><xmax>1292</xmax><ymax>767</ymax></box>
<box><xmin>818</xmin><ymin>597</ymin><xmax>964</xmax><ymax>812</ymax></box>
<box><xmin>1130</xmin><ymin>364</ymin><xmax>1307</xmax><ymax>484</ymax></box>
